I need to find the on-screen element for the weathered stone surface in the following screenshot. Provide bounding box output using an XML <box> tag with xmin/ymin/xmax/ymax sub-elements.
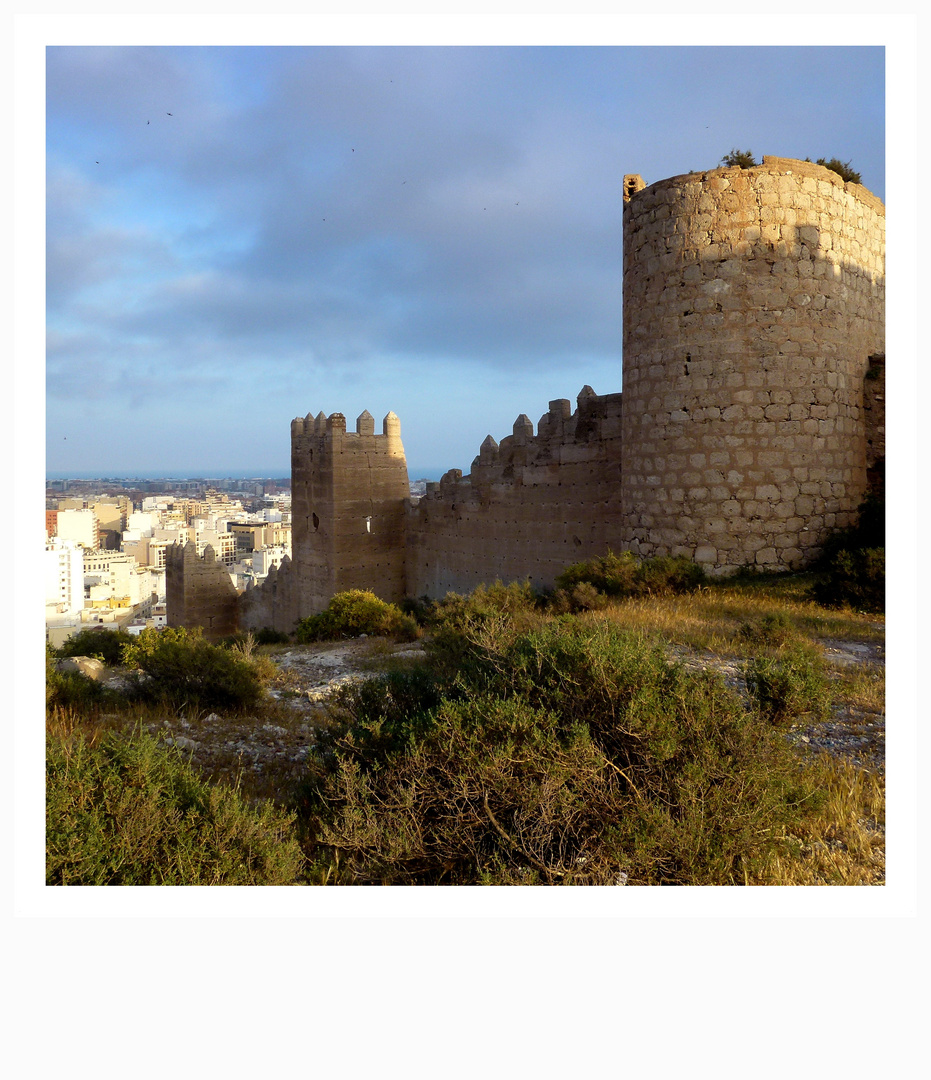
<box><xmin>56</xmin><ymin>656</ymin><xmax>107</xmax><ymax>681</ymax></box>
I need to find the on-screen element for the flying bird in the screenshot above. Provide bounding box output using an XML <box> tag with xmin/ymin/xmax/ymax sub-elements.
<box><xmin>167</xmin><ymin>112</ymin><xmax>173</xmax><ymax>116</ymax></box>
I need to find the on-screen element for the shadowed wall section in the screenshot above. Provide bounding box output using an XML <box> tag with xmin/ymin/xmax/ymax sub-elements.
<box><xmin>405</xmin><ymin>387</ymin><xmax>625</xmax><ymax>596</ymax></box>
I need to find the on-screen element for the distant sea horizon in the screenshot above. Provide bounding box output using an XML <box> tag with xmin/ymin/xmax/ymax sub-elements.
<box><xmin>46</xmin><ymin>466</ymin><xmax>450</xmax><ymax>483</ymax></box>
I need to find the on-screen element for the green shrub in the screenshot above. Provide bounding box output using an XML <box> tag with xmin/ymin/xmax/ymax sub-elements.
<box><xmin>720</xmin><ymin>149</ymin><xmax>757</xmax><ymax>168</ymax></box>
<box><xmin>427</xmin><ymin>580</ymin><xmax>541</xmax><ymax>632</ymax></box>
<box><xmin>121</xmin><ymin>626</ymin><xmax>267</xmax><ymax>712</ymax></box>
<box><xmin>738</xmin><ymin>612</ymin><xmax>799</xmax><ymax>648</ymax></box>
<box><xmin>303</xmin><ymin>621</ymin><xmax>825</xmax><ymax>885</ymax></box>
<box><xmin>47</xmin><ymin>729</ymin><xmax>304</xmax><ymax>885</ymax></box>
<box><xmin>253</xmin><ymin>627</ymin><xmax>292</xmax><ymax>646</ymax></box>
<box><xmin>812</xmin><ymin>497</ymin><xmax>884</xmax><ymax>614</ymax></box>
<box><xmin>422</xmin><ymin>581</ymin><xmax>543</xmax><ymax>681</ymax></box>
<box><xmin>812</xmin><ymin>547</ymin><xmax>884</xmax><ymax>614</ymax></box>
<box><xmin>810</xmin><ymin>157</ymin><xmax>862</xmax><ymax>184</ymax></box>
<box><xmin>554</xmin><ymin>550</ymin><xmax>705</xmax><ymax>600</ymax></box>
<box><xmin>319</xmin><ymin>665</ymin><xmax>445</xmax><ymax>766</ymax></box>
<box><xmin>295</xmin><ymin>590</ymin><xmax>418</xmax><ymax>643</ymax></box>
<box><xmin>745</xmin><ymin>643</ymin><xmax>833</xmax><ymax>726</ymax></box>
<box><xmin>55</xmin><ymin>627</ymin><xmax>134</xmax><ymax>666</ymax></box>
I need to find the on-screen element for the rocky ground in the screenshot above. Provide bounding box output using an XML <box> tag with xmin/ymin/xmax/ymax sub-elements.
<box><xmin>137</xmin><ymin>631</ymin><xmax>885</xmax><ymax>796</ymax></box>
<box><xmin>143</xmin><ymin>638</ymin><xmax>427</xmax><ymax>797</ymax></box>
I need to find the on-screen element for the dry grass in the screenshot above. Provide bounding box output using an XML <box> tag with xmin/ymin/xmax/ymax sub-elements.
<box><xmin>753</xmin><ymin>759</ymin><xmax>885</xmax><ymax>885</ymax></box>
<box><xmin>590</xmin><ymin>577</ymin><xmax>883</xmax><ymax>659</ymax></box>
<box><xmin>567</xmin><ymin>575</ymin><xmax>885</xmax><ymax>885</ymax></box>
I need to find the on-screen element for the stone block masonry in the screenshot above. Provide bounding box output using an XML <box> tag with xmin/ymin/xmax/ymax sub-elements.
<box><xmin>620</xmin><ymin>157</ymin><xmax>884</xmax><ymax>573</ymax></box>
<box><xmin>165</xmin><ymin>541</ymin><xmax>239</xmax><ymax>642</ymax></box>
<box><xmin>406</xmin><ymin>387</ymin><xmax>626</xmax><ymax>596</ymax></box>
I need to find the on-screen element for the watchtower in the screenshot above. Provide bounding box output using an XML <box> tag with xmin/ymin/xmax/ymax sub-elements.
<box><xmin>290</xmin><ymin>409</ymin><xmax>410</xmax><ymax>615</ymax></box>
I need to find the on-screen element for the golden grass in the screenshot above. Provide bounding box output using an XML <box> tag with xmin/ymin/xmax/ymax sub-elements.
<box><xmin>589</xmin><ymin>577</ymin><xmax>883</xmax><ymax>658</ymax></box>
<box><xmin>753</xmin><ymin>759</ymin><xmax>885</xmax><ymax>885</ymax></box>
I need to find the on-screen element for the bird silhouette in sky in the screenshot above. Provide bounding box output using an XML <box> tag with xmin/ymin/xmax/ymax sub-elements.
<box><xmin>167</xmin><ymin>112</ymin><xmax>173</xmax><ymax>116</ymax></box>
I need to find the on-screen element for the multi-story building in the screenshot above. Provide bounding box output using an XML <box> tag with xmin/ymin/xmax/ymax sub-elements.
<box><xmin>82</xmin><ymin>549</ymin><xmax>164</xmax><ymax>610</ymax></box>
<box><xmin>121</xmin><ymin>535</ymin><xmax>171</xmax><ymax>570</ymax></box>
<box><xmin>55</xmin><ymin>508</ymin><xmax>100</xmax><ymax>549</ymax></box>
<box><xmin>45</xmin><ymin>538</ymin><xmax>84</xmax><ymax>617</ymax></box>
<box><xmin>252</xmin><ymin>544</ymin><xmax>290</xmax><ymax>578</ymax></box>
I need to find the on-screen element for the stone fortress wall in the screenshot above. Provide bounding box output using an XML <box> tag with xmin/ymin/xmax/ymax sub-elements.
<box><xmin>170</xmin><ymin>158</ymin><xmax>885</xmax><ymax>635</ymax></box>
<box><xmin>165</xmin><ymin>540</ymin><xmax>239</xmax><ymax>640</ymax></box>
<box><xmin>404</xmin><ymin>388</ymin><xmax>625</xmax><ymax>597</ymax></box>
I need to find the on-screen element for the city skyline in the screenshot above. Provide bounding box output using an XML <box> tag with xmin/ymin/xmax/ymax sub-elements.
<box><xmin>40</xmin><ymin>33</ymin><xmax>890</xmax><ymax>479</ymax></box>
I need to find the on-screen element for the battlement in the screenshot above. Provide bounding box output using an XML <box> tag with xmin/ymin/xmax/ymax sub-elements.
<box><xmin>287</xmin><ymin>405</ymin><xmax>410</xmax><ymax>616</ymax></box>
<box><xmin>408</xmin><ymin>386</ymin><xmax>627</xmax><ymax>596</ymax></box>
<box><xmin>291</xmin><ymin>409</ymin><xmax>403</xmax><ymax>448</ymax></box>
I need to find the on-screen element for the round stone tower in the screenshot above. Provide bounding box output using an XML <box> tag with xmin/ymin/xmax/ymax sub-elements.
<box><xmin>620</xmin><ymin>156</ymin><xmax>884</xmax><ymax>573</ymax></box>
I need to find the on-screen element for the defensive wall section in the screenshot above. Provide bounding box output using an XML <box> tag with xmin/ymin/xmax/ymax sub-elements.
<box><xmin>168</xmin><ymin>157</ymin><xmax>885</xmax><ymax>633</ymax></box>
<box><xmin>405</xmin><ymin>387</ymin><xmax>625</xmax><ymax>596</ymax></box>
<box><xmin>165</xmin><ymin>541</ymin><xmax>239</xmax><ymax>641</ymax></box>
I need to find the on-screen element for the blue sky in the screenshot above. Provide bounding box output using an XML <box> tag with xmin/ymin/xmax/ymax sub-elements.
<box><xmin>42</xmin><ymin>38</ymin><xmax>888</xmax><ymax>480</ymax></box>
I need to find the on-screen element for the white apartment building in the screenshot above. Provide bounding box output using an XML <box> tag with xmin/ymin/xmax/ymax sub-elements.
<box><xmin>45</xmin><ymin>538</ymin><xmax>84</xmax><ymax>617</ymax></box>
<box><xmin>125</xmin><ymin>510</ymin><xmax>158</xmax><ymax>538</ymax></box>
<box><xmin>55</xmin><ymin>508</ymin><xmax>99</xmax><ymax>549</ymax></box>
<box><xmin>82</xmin><ymin>549</ymin><xmax>165</xmax><ymax>609</ymax></box>
<box><xmin>121</xmin><ymin>536</ymin><xmax>171</xmax><ymax>570</ymax></box>
<box><xmin>252</xmin><ymin>544</ymin><xmax>290</xmax><ymax>577</ymax></box>
<box><xmin>195</xmin><ymin>528</ymin><xmax>238</xmax><ymax>567</ymax></box>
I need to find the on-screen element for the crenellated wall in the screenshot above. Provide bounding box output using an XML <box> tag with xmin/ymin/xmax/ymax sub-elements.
<box><xmin>406</xmin><ymin>387</ymin><xmax>625</xmax><ymax>596</ymax></box>
<box><xmin>165</xmin><ymin>541</ymin><xmax>239</xmax><ymax>641</ymax></box>
<box><xmin>289</xmin><ymin>408</ymin><xmax>409</xmax><ymax>615</ymax></box>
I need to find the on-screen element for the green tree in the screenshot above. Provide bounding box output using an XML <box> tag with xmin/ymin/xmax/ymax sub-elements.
<box><xmin>720</xmin><ymin>149</ymin><xmax>757</xmax><ymax>168</ymax></box>
<box><xmin>808</xmin><ymin>157</ymin><xmax>862</xmax><ymax>184</ymax></box>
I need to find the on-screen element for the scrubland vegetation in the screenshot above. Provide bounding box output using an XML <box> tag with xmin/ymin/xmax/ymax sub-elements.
<box><xmin>46</xmin><ymin>521</ymin><xmax>885</xmax><ymax>887</ymax></box>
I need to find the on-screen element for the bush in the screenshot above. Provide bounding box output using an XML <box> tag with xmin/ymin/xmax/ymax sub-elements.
<box><xmin>812</xmin><ymin>496</ymin><xmax>885</xmax><ymax>613</ymax></box>
<box><xmin>553</xmin><ymin>550</ymin><xmax>705</xmax><ymax>601</ymax></box>
<box><xmin>745</xmin><ymin>643</ymin><xmax>832</xmax><ymax>726</ymax></box>
<box><xmin>810</xmin><ymin>157</ymin><xmax>862</xmax><ymax>184</ymax></box>
<box><xmin>55</xmin><ymin>627</ymin><xmax>134</xmax><ymax>666</ymax></box>
<box><xmin>295</xmin><ymin>590</ymin><xmax>418</xmax><ymax>643</ymax></box>
<box><xmin>121</xmin><ymin>626</ymin><xmax>267</xmax><ymax>712</ymax></box>
<box><xmin>422</xmin><ymin>581</ymin><xmax>544</xmax><ymax>681</ymax></box>
<box><xmin>738</xmin><ymin>612</ymin><xmax>799</xmax><ymax>648</ymax></box>
<box><xmin>720</xmin><ymin>149</ymin><xmax>757</xmax><ymax>168</ymax></box>
<box><xmin>303</xmin><ymin>620</ymin><xmax>825</xmax><ymax>885</ymax></box>
<box><xmin>47</xmin><ymin>729</ymin><xmax>304</xmax><ymax>885</ymax></box>
<box><xmin>812</xmin><ymin>547</ymin><xmax>884</xmax><ymax>614</ymax></box>
<box><xmin>253</xmin><ymin>627</ymin><xmax>292</xmax><ymax>646</ymax></box>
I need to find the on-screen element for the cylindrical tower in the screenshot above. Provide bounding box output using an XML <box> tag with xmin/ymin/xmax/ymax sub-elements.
<box><xmin>621</xmin><ymin>156</ymin><xmax>884</xmax><ymax>572</ymax></box>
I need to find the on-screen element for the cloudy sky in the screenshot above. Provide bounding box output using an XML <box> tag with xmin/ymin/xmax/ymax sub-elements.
<box><xmin>43</xmin><ymin>37</ymin><xmax>887</xmax><ymax>480</ymax></box>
